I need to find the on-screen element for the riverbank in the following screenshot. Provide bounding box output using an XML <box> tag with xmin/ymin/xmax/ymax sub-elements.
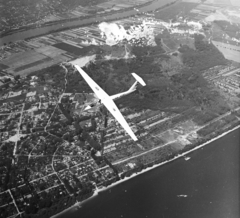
<box><xmin>0</xmin><ymin>0</ymin><xmax>178</xmax><ymax>46</ymax></box>
<box><xmin>52</xmin><ymin>124</ymin><xmax>240</xmax><ymax>218</ymax></box>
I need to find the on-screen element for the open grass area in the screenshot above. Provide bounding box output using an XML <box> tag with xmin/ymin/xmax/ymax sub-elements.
<box><xmin>212</xmin><ymin>40</ymin><xmax>240</xmax><ymax>63</ymax></box>
<box><xmin>14</xmin><ymin>57</ymin><xmax>52</xmax><ymax>72</ymax></box>
<box><xmin>53</xmin><ymin>43</ymin><xmax>97</xmax><ymax>56</ymax></box>
<box><xmin>36</xmin><ymin>46</ymin><xmax>67</xmax><ymax>58</ymax></box>
<box><xmin>1</xmin><ymin>50</ymin><xmax>48</xmax><ymax>69</ymax></box>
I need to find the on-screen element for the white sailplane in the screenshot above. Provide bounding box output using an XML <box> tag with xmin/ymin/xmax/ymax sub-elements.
<box><xmin>74</xmin><ymin>65</ymin><xmax>146</xmax><ymax>141</ymax></box>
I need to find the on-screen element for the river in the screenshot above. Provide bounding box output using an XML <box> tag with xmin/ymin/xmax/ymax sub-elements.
<box><xmin>56</xmin><ymin>128</ymin><xmax>239</xmax><ymax>218</ymax></box>
<box><xmin>0</xmin><ymin>0</ymin><xmax>177</xmax><ymax>46</ymax></box>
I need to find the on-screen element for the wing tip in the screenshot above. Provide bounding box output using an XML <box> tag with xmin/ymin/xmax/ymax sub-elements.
<box><xmin>132</xmin><ymin>136</ymin><xmax>138</xmax><ymax>141</ymax></box>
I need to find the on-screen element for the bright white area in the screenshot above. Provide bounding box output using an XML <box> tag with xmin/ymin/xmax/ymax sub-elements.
<box><xmin>98</xmin><ymin>21</ymin><xmax>156</xmax><ymax>46</ymax></box>
<box><xmin>7</xmin><ymin>134</ymin><xmax>26</xmax><ymax>142</ymax></box>
<box><xmin>205</xmin><ymin>10</ymin><xmax>230</xmax><ymax>22</ymax></box>
<box><xmin>230</xmin><ymin>0</ymin><xmax>240</xmax><ymax>6</ymax></box>
<box><xmin>70</xmin><ymin>55</ymin><xmax>96</xmax><ymax>67</ymax></box>
<box><xmin>98</xmin><ymin>19</ymin><xmax>204</xmax><ymax>46</ymax></box>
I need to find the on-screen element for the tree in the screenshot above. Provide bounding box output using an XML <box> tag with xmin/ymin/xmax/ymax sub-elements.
<box><xmin>14</xmin><ymin>75</ymin><xmax>20</xmax><ymax>80</ymax></box>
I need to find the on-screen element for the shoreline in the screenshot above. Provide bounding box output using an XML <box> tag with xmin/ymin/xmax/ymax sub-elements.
<box><xmin>52</xmin><ymin>124</ymin><xmax>240</xmax><ymax>218</ymax></box>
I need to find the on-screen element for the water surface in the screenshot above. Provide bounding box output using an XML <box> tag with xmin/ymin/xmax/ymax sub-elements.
<box><xmin>57</xmin><ymin>128</ymin><xmax>239</xmax><ymax>218</ymax></box>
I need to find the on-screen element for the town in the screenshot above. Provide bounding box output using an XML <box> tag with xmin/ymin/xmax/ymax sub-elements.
<box><xmin>0</xmin><ymin>57</ymin><xmax>239</xmax><ymax>217</ymax></box>
<box><xmin>1</xmin><ymin>0</ymin><xmax>240</xmax><ymax>217</ymax></box>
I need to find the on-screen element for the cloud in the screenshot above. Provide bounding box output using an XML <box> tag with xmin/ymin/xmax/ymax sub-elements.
<box><xmin>98</xmin><ymin>18</ymin><xmax>205</xmax><ymax>47</ymax></box>
<box><xmin>98</xmin><ymin>21</ymin><xmax>156</xmax><ymax>46</ymax></box>
<box><xmin>98</xmin><ymin>22</ymin><xmax>127</xmax><ymax>45</ymax></box>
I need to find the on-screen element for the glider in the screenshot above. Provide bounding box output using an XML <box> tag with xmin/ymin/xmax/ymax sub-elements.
<box><xmin>74</xmin><ymin>65</ymin><xmax>146</xmax><ymax>141</ymax></box>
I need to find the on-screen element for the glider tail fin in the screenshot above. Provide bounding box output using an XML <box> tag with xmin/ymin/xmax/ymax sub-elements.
<box><xmin>131</xmin><ymin>73</ymin><xmax>146</xmax><ymax>86</ymax></box>
<box><xmin>129</xmin><ymin>73</ymin><xmax>146</xmax><ymax>91</ymax></box>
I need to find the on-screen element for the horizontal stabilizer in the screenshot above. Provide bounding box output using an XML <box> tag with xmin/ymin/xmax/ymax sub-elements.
<box><xmin>132</xmin><ymin>73</ymin><xmax>146</xmax><ymax>86</ymax></box>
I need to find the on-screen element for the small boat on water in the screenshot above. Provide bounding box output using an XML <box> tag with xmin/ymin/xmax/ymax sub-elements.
<box><xmin>184</xmin><ymin>156</ymin><xmax>191</xmax><ymax>161</ymax></box>
<box><xmin>177</xmin><ymin>195</ymin><xmax>188</xmax><ymax>198</ymax></box>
